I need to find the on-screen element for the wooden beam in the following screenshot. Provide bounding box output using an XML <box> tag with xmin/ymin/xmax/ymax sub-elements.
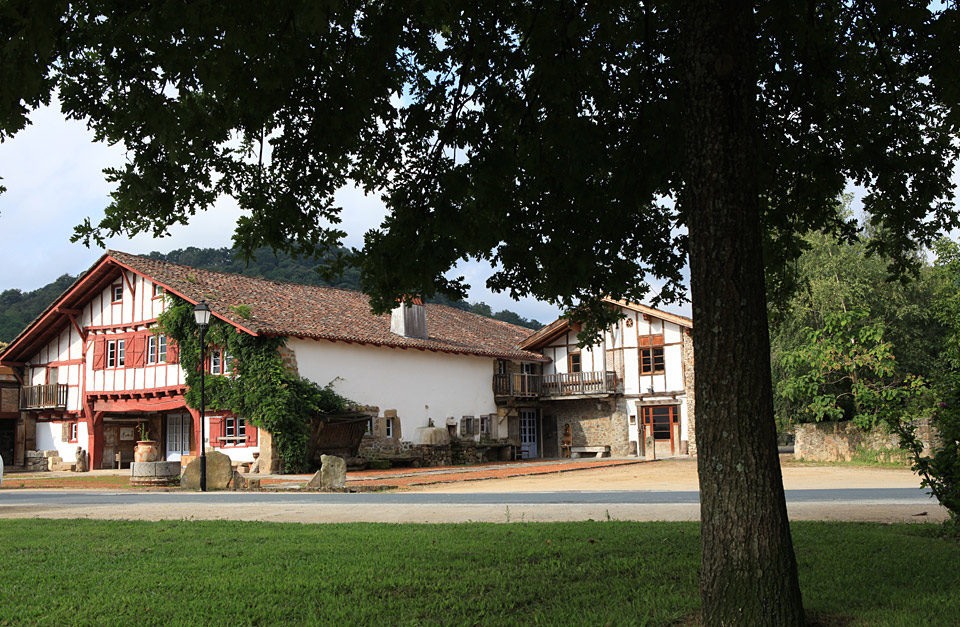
<box><xmin>55</xmin><ymin>307</ymin><xmax>82</xmax><ymax>315</ymax></box>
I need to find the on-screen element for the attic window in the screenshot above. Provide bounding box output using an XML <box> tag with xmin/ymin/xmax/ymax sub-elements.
<box><xmin>112</xmin><ymin>284</ymin><xmax>123</xmax><ymax>302</ymax></box>
<box><xmin>153</xmin><ymin>284</ymin><xmax>164</xmax><ymax>298</ymax></box>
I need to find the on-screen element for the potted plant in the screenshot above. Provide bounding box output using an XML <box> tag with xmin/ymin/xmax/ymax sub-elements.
<box><xmin>134</xmin><ymin>422</ymin><xmax>161</xmax><ymax>463</ymax></box>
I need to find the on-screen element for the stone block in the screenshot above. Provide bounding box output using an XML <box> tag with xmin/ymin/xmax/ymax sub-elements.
<box><xmin>42</xmin><ymin>450</ymin><xmax>58</xmax><ymax>458</ymax></box>
<box><xmin>320</xmin><ymin>454</ymin><xmax>347</xmax><ymax>489</ymax></box>
<box><xmin>180</xmin><ymin>451</ymin><xmax>234</xmax><ymax>490</ymax></box>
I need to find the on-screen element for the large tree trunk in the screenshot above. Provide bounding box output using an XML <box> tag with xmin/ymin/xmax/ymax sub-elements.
<box><xmin>680</xmin><ymin>1</ymin><xmax>806</xmax><ymax>625</ymax></box>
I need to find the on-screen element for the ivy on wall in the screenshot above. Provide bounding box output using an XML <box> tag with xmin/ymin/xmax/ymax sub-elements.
<box><xmin>157</xmin><ymin>295</ymin><xmax>350</xmax><ymax>472</ymax></box>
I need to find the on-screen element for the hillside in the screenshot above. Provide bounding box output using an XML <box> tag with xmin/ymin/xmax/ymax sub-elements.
<box><xmin>0</xmin><ymin>247</ymin><xmax>543</xmax><ymax>343</ymax></box>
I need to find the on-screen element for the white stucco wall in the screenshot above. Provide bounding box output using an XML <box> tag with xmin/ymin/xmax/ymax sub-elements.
<box><xmin>290</xmin><ymin>338</ymin><xmax>498</xmax><ymax>444</ymax></box>
<box><xmin>35</xmin><ymin>421</ymin><xmax>88</xmax><ymax>462</ymax></box>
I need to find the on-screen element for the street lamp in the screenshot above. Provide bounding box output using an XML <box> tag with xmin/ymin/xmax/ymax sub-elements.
<box><xmin>193</xmin><ymin>301</ymin><xmax>211</xmax><ymax>491</ymax></box>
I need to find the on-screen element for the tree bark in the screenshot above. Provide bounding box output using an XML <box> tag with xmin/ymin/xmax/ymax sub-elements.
<box><xmin>681</xmin><ymin>1</ymin><xmax>806</xmax><ymax>625</ymax></box>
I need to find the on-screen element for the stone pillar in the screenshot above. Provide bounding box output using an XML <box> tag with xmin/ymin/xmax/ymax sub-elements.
<box><xmin>257</xmin><ymin>428</ymin><xmax>282</xmax><ymax>474</ymax></box>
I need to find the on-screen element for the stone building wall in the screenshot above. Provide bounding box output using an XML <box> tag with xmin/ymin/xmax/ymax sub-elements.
<box><xmin>681</xmin><ymin>329</ymin><xmax>697</xmax><ymax>456</ymax></box>
<box><xmin>794</xmin><ymin>419</ymin><xmax>936</xmax><ymax>462</ymax></box>
<box><xmin>543</xmin><ymin>397</ymin><xmax>632</xmax><ymax>457</ymax></box>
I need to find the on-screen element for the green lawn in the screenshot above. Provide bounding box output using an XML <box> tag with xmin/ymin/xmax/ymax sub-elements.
<box><xmin>0</xmin><ymin>519</ymin><xmax>956</xmax><ymax>626</ymax></box>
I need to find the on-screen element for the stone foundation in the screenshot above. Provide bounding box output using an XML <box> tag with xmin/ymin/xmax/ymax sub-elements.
<box><xmin>542</xmin><ymin>397</ymin><xmax>633</xmax><ymax>458</ymax></box>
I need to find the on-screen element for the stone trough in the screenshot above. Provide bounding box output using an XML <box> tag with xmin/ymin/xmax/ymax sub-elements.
<box><xmin>130</xmin><ymin>461</ymin><xmax>181</xmax><ymax>487</ymax></box>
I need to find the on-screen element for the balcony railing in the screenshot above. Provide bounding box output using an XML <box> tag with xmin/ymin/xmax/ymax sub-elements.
<box><xmin>493</xmin><ymin>373</ymin><xmax>542</xmax><ymax>398</ymax></box>
<box><xmin>494</xmin><ymin>371</ymin><xmax>620</xmax><ymax>399</ymax></box>
<box><xmin>20</xmin><ymin>384</ymin><xmax>68</xmax><ymax>410</ymax></box>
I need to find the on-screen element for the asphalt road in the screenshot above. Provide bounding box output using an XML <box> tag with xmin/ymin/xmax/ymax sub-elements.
<box><xmin>0</xmin><ymin>487</ymin><xmax>937</xmax><ymax>506</ymax></box>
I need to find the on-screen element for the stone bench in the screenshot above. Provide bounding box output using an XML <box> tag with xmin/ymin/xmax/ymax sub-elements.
<box><xmin>570</xmin><ymin>446</ymin><xmax>610</xmax><ymax>459</ymax></box>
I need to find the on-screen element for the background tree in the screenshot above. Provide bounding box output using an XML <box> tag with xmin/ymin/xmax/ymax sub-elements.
<box><xmin>2</xmin><ymin>2</ymin><xmax>958</xmax><ymax>624</ymax></box>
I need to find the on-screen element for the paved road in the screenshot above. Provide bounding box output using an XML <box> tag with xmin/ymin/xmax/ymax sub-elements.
<box><xmin>0</xmin><ymin>487</ymin><xmax>937</xmax><ymax>506</ymax></box>
<box><xmin>0</xmin><ymin>487</ymin><xmax>944</xmax><ymax>524</ymax></box>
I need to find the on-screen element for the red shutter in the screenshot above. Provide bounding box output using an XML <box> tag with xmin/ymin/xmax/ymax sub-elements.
<box><xmin>129</xmin><ymin>334</ymin><xmax>145</xmax><ymax>368</ymax></box>
<box><xmin>245</xmin><ymin>423</ymin><xmax>258</xmax><ymax>447</ymax></box>
<box><xmin>208</xmin><ymin>416</ymin><xmax>224</xmax><ymax>448</ymax></box>
<box><xmin>92</xmin><ymin>339</ymin><xmax>106</xmax><ymax>370</ymax></box>
<box><xmin>167</xmin><ymin>340</ymin><xmax>179</xmax><ymax>364</ymax></box>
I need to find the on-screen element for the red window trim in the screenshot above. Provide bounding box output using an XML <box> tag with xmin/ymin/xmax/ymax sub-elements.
<box><xmin>67</xmin><ymin>421</ymin><xmax>79</xmax><ymax>443</ymax></box>
<box><xmin>111</xmin><ymin>283</ymin><xmax>123</xmax><ymax>303</ymax></box>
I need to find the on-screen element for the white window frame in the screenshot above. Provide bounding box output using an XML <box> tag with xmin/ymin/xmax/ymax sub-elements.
<box><xmin>147</xmin><ymin>335</ymin><xmax>168</xmax><ymax>365</ymax></box>
<box><xmin>210</xmin><ymin>349</ymin><xmax>223</xmax><ymax>375</ymax></box>
<box><xmin>69</xmin><ymin>422</ymin><xmax>78</xmax><ymax>442</ymax></box>
<box><xmin>223</xmin><ymin>416</ymin><xmax>246</xmax><ymax>445</ymax></box>
<box><xmin>385</xmin><ymin>418</ymin><xmax>394</xmax><ymax>438</ymax></box>
<box><xmin>106</xmin><ymin>339</ymin><xmax>126</xmax><ymax>368</ymax></box>
<box><xmin>112</xmin><ymin>284</ymin><xmax>123</xmax><ymax>302</ymax></box>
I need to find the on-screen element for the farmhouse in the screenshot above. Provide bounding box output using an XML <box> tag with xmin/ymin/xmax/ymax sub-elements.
<box><xmin>0</xmin><ymin>251</ymin><xmax>547</xmax><ymax>470</ymax></box>
<box><xmin>495</xmin><ymin>300</ymin><xmax>695</xmax><ymax>459</ymax></box>
<box><xmin>0</xmin><ymin>252</ymin><xmax>695</xmax><ymax>471</ymax></box>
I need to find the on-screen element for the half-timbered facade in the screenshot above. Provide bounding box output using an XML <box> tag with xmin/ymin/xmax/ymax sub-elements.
<box><xmin>0</xmin><ymin>251</ymin><xmax>547</xmax><ymax>470</ymax></box>
<box><xmin>496</xmin><ymin>299</ymin><xmax>695</xmax><ymax>459</ymax></box>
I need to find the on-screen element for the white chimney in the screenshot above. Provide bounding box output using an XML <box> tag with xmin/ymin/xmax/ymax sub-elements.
<box><xmin>391</xmin><ymin>299</ymin><xmax>427</xmax><ymax>339</ymax></box>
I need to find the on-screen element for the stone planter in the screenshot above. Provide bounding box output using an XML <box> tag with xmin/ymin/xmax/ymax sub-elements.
<box><xmin>130</xmin><ymin>461</ymin><xmax>180</xmax><ymax>486</ymax></box>
<box><xmin>134</xmin><ymin>440</ymin><xmax>161</xmax><ymax>463</ymax></box>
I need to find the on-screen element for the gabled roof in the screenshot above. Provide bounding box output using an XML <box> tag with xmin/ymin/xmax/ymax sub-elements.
<box><xmin>0</xmin><ymin>251</ymin><xmax>548</xmax><ymax>364</ymax></box>
<box><xmin>518</xmin><ymin>298</ymin><xmax>692</xmax><ymax>351</ymax></box>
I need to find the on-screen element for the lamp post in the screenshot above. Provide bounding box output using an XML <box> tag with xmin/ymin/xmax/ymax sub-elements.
<box><xmin>193</xmin><ymin>301</ymin><xmax>211</xmax><ymax>492</ymax></box>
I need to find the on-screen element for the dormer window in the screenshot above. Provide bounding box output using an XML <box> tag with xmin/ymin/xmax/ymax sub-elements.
<box><xmin>112</xmin><ymin>284</ymin><xmax>123</xmax><ymax>302</ymax></box>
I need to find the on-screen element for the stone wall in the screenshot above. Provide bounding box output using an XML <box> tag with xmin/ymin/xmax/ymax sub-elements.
<box><xmin>681</xmin><ymin>329</ymin><xmax>697</xmax><ymax>457</ymax></box>
<box><xmin>543</xmin><ymin>397</ymin><xmax>633</xmax><ymax>457</ymax></box>
<box><xmin>794</xmin><ymin>419</ymin><xmax>936</xmax><ymax>462</ymax></box>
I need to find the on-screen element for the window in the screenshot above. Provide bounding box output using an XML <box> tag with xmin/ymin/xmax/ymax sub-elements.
<box><xmin>210</xmin><ymin>349</ymin><xmax>232</xmax><ymax>375</ymax></box>
<box><xmin>568</xmin><ymin>352</ymin><xmax>582</xmax><ymax>373</ymax></box>
<box><xmin>69</xmin><ymin>422</ymin><xmax>78</xmax><ymax>443</ymax></box>
<box><xmin>147</xmin><ymin>335</ymin><xmax>167</xmax><ymax>365</ymax></box>
<box><xmin>223</xmin><ymin>416</ymin><xmax>246</xmax><ymax>445</ymax></box>
<box><xmin>480</xmin><ymin>416</ymin><xmax>491</xmax><ymax>436</ymax></box>
<box><xmin>521</xmin><ymin>362</ymin><xmax>536</xmax><ymax>375</ymax></box>
<box><xmin>152</xmin><ymin>284</ymin><xmax>164</xmax><ymax>297</ymax></box>
<box><xmin>210</xmin><ymin>349</ymin><xmax>223</xmax><ymax>375</ymax></box>
<box><xmin>461</xmin><ymin>416</ymin><xmax>476</xmax><ymax>437</ymax></box>
<box><xmin>365</xmin><ymin>419</ymin><xmax>373</xmax><ymax>435</ymax></box>
<box><xmin>107</xmin><ymin>339</ymin><xmax>126</xmax><ymax>368</ymax></box>
<box><xmin>112</xmin><ymin>284</ymin><xmax>123</xmax><ymax>302</ymax></box>
<box><xmin>640</xmin><ymin>347</ymin><xmax>665</xmax><ymax>375</ymax></box>
<box><xmin>497</xmin><ymin>360</ymin><xmax>508</xmax><ymax>375</ymax></box>
<box><xmin>385</xmin><ymin>418</ymin><xmax>394</xmax><ymax>438</ymax></box>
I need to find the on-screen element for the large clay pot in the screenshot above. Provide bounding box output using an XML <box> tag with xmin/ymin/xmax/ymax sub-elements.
<box><xmin>135</xmin><ymin>440</ymin><xmax>161</xmax><ymax>463</ymax></box>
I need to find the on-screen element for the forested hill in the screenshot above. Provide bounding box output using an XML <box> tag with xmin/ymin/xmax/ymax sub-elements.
<box><xmin>0</xmin><ymin>246</ymin><xmax>544</xmax><ymax>343</ymax></box>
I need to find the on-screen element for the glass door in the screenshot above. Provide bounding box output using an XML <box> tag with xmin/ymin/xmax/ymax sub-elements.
<box><xmin>520</xmin><ymin>408</ymin><xmax>538</xmax><ymax>459</ymax></box>
<box><xmin>166</xmin><ymin>413</ymin><xmax>191</xmax><ymax>461</ymax></box>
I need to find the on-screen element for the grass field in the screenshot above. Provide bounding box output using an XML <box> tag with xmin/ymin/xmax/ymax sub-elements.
<box><xmin>0</xmin><ymin>519</ymin><xmax>957</xmax><ymax>626</ymax></box>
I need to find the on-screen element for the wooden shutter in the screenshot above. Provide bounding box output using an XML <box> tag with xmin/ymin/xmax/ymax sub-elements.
<box><xmin>62</xmin><ymin>421</ymin><xmax>71</xmax><ymax>441</ymax></box>
<box><xmin>208</xmin><ymin>416</ymin><xmax>224</xmax><ymax>448</ymax></box>
<box><xmin>92</xmin><ymin>339</ymin><xmax>106</xmax><ymax>370</ymax></box>
<box><xmin>129</xmin><ymin>334</ymin><xmax>145</xmax><ymax>368</ymax></box>
<box><xmin>167</xmin><ymin>340</ymin><xmax>179</xmax><ymax>364</ymax></box>
<box><xmin>245</xmin><ymin>422</ymin><xmax>258</xmax><ymax>447</ymax></box>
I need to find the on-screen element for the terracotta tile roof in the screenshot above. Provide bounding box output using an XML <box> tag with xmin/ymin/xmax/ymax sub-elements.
<box><xmin>108</xmin><ymin>251</ymin><xmax>548</xmax><ymax>362</ymax></box>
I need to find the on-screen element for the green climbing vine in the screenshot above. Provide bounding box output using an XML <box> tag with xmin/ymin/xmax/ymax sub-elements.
<box><xmin>156</xmin><ymin>295</ymin><xmax>351</xmax><ymax>472</ymax></box>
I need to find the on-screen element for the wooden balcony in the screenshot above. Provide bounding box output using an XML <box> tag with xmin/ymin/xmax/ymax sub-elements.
<box><xmin>20</xmin><ymin>384</ymin><xmax>69</xmax><ymax>410</ymax></box>
<box><xmin>494</xmin><ymin>371</ymin><xmax>620</xmax><ymax>399</ymax></box>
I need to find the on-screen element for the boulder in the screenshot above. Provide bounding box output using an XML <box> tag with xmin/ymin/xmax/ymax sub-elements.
<box><xmin>180</xmin><ymin>451</ymin><xmax>234</xmax><ymax>490</ymax></box>
<box><xmin>320</xmin><ymin>454</ymin><xmax>347</xmax><ymax>489</ymax></box>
